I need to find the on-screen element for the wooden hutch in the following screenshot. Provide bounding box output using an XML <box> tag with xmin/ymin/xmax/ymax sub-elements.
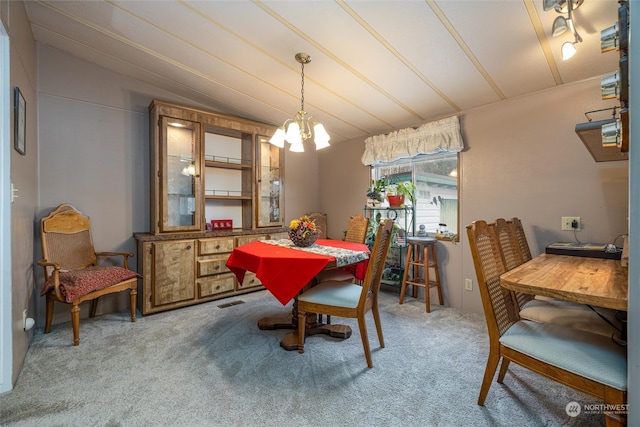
<box><xmin>134</xmin><ymin>100</ymin><xmax>286</xmax><ymax>315</ymax></box>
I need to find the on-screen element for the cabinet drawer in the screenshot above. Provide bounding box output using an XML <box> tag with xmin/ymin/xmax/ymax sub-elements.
<box><xmin>198</xmin><ymin>256</ymin><xmax>230</xmax><ymax>277</ymax></box>
<box><xmin>235</xmin><ymin>234</ymin><xmax>266</xmax><ymax>247</ymax></box>
<box><xmin>199</xmin><ymin>238</ymin><xmax>234</xmax><ymax>255</ymax></box>
<box><xmin>238</xmin><ymin>272</ymin><xmax>263</xmax><ymax>290</ymax></box>
<box><xmin>198</xmin><ymin>274</ymin><xmax>235</xmax><ymax>298</ymax></box>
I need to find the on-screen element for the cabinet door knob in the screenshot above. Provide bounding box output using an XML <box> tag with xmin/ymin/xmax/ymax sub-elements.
<box><xmin>186</xmin><ymin>245</ymin><xmax>192</xmax><ymax>250</ymax></box>
<box><xmin>215</xmin><ymin>244</ymin><xmax>220</xmax><ymax>249</ymax></box>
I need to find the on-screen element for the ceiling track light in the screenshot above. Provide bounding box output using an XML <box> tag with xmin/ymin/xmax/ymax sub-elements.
<box><xmin>545</xmin><ymin>0</ymin><xmax>583</xmax><ymax>60</ymax></box>
<box><xmin>269</xmin><ymin>53</ymin><xmax>330</xmax><ymax>152</ymax></box>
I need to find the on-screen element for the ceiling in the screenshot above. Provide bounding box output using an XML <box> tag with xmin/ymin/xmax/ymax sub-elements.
<box><xmin>23</xmin><ymin>0</ymin><xmax>621</xmax><ymax>145</ymax></box>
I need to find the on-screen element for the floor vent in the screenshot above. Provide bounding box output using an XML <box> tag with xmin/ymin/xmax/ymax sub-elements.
<box><xmin>217</xmin><ymin>300</ymin><xmax>245</xmax><ymax>309</ymax></box>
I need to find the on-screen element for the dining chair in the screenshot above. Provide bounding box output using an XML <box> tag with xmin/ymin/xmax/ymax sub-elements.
<box><xmin>38</xmin><ymin>204</ymin><xmax>139</xmax><ymax>346</ymax></box>
<box><xmin>316</xmin><ymin>214</ymin><xmax>369</xmax><ymax>284</ymax></box>
<box><xmin>297</xmin><ymin>218</ymin><xmax>394</xmax><ymax>368</ymax></box>
<box><xmin>495</xmin><ymin>218</ymin><xmax>622</xmax><ymax>339</ymax></box>
<box><xmin>467</xmin><ymin>220</ymin><xmax>627</xmax><ymax>426</ymax></box>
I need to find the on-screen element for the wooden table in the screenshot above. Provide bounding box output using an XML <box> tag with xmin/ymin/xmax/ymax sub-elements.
<box><xmin>500</xmin><ymin>253</ymin><xmax>628</xmax><ymax>311</ymax></box>
<box><xmin>226</xmin><ymin>239</ymin><xmax>370</xmax><ymax>350</ymax></box>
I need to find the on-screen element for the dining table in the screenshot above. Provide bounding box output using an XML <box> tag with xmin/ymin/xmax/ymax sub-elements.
<box><xmin>500</xmin><ymin>253</ymin><xmax>628</xmax><ymax>311</ymax></box>
<box><xmin>500</xmin><ymin>253</ymin><xmax>628</xmax><ymax>340</ymax></box>
<box><xmin>225</xmin><ymin>238</ymin><xmax>370</xmax><ymax>350</ymax></box>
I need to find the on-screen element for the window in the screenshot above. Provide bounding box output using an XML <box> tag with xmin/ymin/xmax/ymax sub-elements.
<box><xmin>372</xmin><ymin>152</ymin><xmax>459</xmax><ymax>241</ymax></box>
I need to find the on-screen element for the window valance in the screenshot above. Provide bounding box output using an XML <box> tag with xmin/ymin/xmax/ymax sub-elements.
<box><xmin>361</xmin><ymin>115</ymin><xmax>464</xmax><ymax>165</ymax></box>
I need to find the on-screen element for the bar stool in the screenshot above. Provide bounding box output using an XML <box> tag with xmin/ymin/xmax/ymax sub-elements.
<box><xmin>399</xmin><ymin>237</ymin><xmax>443</xmax><ymax>313</ymax></box>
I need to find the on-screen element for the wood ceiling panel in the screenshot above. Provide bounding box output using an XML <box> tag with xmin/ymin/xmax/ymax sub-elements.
<box><xmin>24</xmin><ymin>0</ymin><xmax>625</xmax><ymax>144</ymax></box>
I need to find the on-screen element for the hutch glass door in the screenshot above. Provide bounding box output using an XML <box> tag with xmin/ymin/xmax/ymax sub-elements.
<box><xmin>256</xmin><ymin>136</ymin><xmax>284</xmax><ymax>227</ymax></box>
<box><xmin>160</xmin><ymin>116</ymin><xmax>202</xmax><ymax>232</ymax></box>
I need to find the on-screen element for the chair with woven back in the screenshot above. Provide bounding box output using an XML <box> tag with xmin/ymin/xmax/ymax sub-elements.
<box><xmin>297</xmin><ymin>218</ymin><xmax>394</xmax><ymax>368</ymax></box>
<box><xmin>316</xmin><ymin>214</ymin><xmax>369</xmax><ymax>284</ymax></box>
<box><xmin>467</xmin><ymin>220</ymin><xmax>627</xmax><ymax>426</ymax></box>
<box><xmin>494</xmin><ymin>218</ymin><xmax>533</xmax><ymax>308</ymax></box>
<box><xmin>496</xmin><ymin>218</ymin><xmax>622</xmax><ymax>339</ymax></box>
<box><xmin>38</xmin><ymin>204</ymin><xmax>140</xmax><ymax>346</ymax></box>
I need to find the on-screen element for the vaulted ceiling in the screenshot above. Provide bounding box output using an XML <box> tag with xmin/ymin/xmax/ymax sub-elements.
<box><xmin>24</xmin><ymin>0</ymin><xmax>620</xmax><ymax>144</ymax></box>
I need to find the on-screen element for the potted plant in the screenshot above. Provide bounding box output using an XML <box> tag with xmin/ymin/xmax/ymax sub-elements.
<box><xmin>366</xmin><ymin>179</ymin><xmax>386</xmax><ymax>207</ymax></box>
<box><xmin>386</xmin><ymin>181</ymin><xmax>416</xmax><ymax>207</ymax></box>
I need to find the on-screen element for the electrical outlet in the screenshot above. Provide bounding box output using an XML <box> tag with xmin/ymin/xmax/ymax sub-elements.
<box><xmin>561</xmin><ymin>216</ymin><xmax>581</xmax><ymax>231</ymax></box>
<box><xmin>465</xmin><ymin>278</ymin><xmax>473</xmax><ymax>291</ymax></box>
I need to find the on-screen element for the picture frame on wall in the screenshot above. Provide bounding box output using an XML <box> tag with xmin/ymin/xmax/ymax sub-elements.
<box><xmin>14</xmin><ymin>87</ymin><xmax>26</xmax><ymax>155</ymax></box>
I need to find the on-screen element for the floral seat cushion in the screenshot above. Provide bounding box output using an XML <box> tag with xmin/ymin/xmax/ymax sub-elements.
<box><xmin>41</xmin><ymin>266</ymin><xmax>141</xmax><ymax>303</ymax></box>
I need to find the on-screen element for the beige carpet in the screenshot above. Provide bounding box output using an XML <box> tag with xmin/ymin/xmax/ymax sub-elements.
<box><xmin>0</xmin><ymin>289</ymin><xmax>607</xmax><ymax>426</ymax></box>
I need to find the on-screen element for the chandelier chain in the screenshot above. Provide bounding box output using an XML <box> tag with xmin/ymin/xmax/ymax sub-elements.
<box><xmin>300</xmin><ymin>62</ymin><xmax>305</xmax><ymax>112</ymax></box>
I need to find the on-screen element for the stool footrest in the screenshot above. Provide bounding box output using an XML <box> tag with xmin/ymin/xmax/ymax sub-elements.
<box><xmin>405</xmin><ymin>279</ymin><xmax>441</xmax><ymax>288</ymax></box>
<box><xmin>408</xmin><ymin>262</ymin><xmax>437</xmax><ymax>268</ymax></box>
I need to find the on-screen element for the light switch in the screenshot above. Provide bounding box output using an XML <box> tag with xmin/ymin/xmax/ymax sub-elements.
<box><xmin>11</xmin><ymin>182</ymin><xmax>18</xmax><ymax>203</ymax></box>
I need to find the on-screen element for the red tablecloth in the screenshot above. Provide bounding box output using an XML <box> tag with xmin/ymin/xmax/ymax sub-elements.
<box><xmin>226</xmin><ymin>239</ymin><xmax>369</xmax><ymax>305</ymax></box>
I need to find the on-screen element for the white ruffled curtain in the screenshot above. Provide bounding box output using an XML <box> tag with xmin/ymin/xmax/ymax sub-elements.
<box><xmin>361</xmin><ymin>115</ymin><xmax>464</xmax><ymax>165</ymax></box>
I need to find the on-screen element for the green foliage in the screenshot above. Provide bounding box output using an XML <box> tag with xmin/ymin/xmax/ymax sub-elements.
<box><xmin>385</xmin><ymin>181</ymin><xmax>416</xmax><ymax>204</ymax></box>
<box><xmin>366</xmin><ymin>179</ymin><xmax>387</xmax><ymax>202</ymax></box>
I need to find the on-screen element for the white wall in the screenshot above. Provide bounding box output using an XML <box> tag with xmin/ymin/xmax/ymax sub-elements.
<box><xmin>2</xmin><ymin>0</ymin><xmax>38</xmax><ymax>390</ymax></box>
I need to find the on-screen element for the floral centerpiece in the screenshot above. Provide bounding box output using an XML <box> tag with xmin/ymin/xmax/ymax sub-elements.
<box><xmin>289</xmin><ymin>215</ymin><xmax>320</xmax><ymax>247</ymax></box>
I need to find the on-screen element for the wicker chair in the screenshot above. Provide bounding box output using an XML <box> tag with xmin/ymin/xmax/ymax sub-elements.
<box><xmin>297</xmin><ymin>218</ymin><xmax>394</xmax><ymax>368</ymax></box>
<box><xmin>38</xmin><ymin>204</ymin><xmax>139</xmax><ymax>346</ymax></box>
<box><xmin>316</xmin><ymin>214</ymin><xmax>369</xmax><ymax>284</ymax></box>
<box><xmin>343</xmin><ymin>214</ymin><xmax>369</xmax><ymax>244</ymax></box>
<box><xmin>467</xmin><ymin>220</ymin><xmax>626</xmax><ymax>426</ymax></box>
<box><xmin>495</xmin><ymin>218</ymin><xmax>622</xmax><ymax>339</ymax></box>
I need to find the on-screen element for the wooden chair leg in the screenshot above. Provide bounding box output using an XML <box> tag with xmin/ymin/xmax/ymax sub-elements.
<box><xmin>71</xmin><ymin>304</ymin><xmax>81</xmax><ymax>346</ymax></box>
<box><xmin>478</xmin><ymin>350</ymin><xmax>501</xmax><ymax>405</ymax></box>
<box><xmin>44</xmin><ymin>293</ymin><xmax>54</xmax><ymax>334</ymax></box>
<box><xmin>603</xmin><ymin>388</ymin><xmax>627</xmax><ymax>427</ymax></box>
<box><xmin>497</xmin><ymin>358</ymin><xmax>510</xmax><ymax>383</ymax></box>
<box><xmin>297</xmin><ymin>310</ymin><xmax>306</xmax><ymax>354</ymax></box>
<box><xmin>372</xmin><ymin>303</ymin><xmax>385</xmax><ymax>348</ymax></box>
<box><xmin>130</xmin><ymin>288</ymin><xmax>137</xmax><ymax>322</ymax></box>
<box><xmin>357</xmin><ymin>316</ymin><xmax>373</xmax><ymax>368</ymax></box>
<box><xmin>89</xmin><ymin>299</ymin><xmax>98</xmax><ymax>318</ymax></box>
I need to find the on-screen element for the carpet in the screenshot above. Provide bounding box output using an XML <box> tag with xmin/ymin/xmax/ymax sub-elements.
<box><xmin>0</xmin><ymin>290</ymin><xmax>606</xmax><ymax>426</ymax></box>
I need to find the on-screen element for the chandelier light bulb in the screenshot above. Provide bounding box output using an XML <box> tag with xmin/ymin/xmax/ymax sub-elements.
<box><xmin>313</xmin><ymin>123</ymin><xmax>331</xmax><ymax>150</ymax></box>
<box><xmin>552</xmin><ymin>16</ymin><xmax>568</xmax><ymax>37</ymax></box>
<box><xmin>289</xmin><ymin>139</ymin><xmax>305</xmax><ymax>152</ymax></box>
<box><xmin>561</xmin><ymin>41</ymin><xmax>576</xmax><ymax>60</ymax></box>
<box><xmin>269</xmin><ymin>127</ymin><xmax>286</xmax><ymax>148</ymax></box>
<box><xmin>285</xmin><ymin>122</ymin><xmax>302</xmax><ymax>145</ymax></box>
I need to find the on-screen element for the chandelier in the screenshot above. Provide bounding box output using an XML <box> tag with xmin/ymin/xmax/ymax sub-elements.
<box><xmin>269</xmin><ymin>53</ymin><xmax>330</xmax><ymax>152</ymax></box>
